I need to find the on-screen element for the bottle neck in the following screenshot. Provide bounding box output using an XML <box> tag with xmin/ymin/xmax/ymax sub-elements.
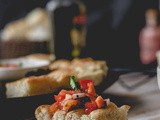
<box><xmin>146</xmin><ymin>17</ymin><xmax>158</xmax><ymax>27</ymax></box>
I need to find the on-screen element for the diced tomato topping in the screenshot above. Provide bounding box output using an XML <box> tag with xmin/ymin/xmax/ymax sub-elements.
<box><xmin>85</xmin><ymin>101</ymin><xmax>97</xmax><ymax>114</ymax></box>
<box><xmin>62</xmin><ymin>99</ymin><xmax>78</xmax><ymax>111</ymax></box>
<box><xmin>87</xmin><ymin>82</ymin><xmax>96</xmax><ymax>96</ymax></box>
<box><xmin>78</xmin><ymin>80</ymin><xmax>94</xmax><ymax>91</ymax></box>
<box><xmin>50</xmin><ymin>79</ymin><xmax>106</xmax><ymax>114</ymax></box>
<box><xmin>54</xmin><ymin>95</ymin><xmax>65</xmax><ymax>102</ymax></box>
<box><xmin>54</xmin><ymin>90</ymin><xmax>75</xmax><ymax>102</ymax></box>
<box><xmin>50</xmin><ymin>102</ymin><xmax>59</xmax><ymax>113</ymax></box>
<box><xmin>95</xmin><ymin>96</ymin><xmax>104</xmax><ymax>108</ymax></box>
<box><xmin>78</xmin><ymin>80</ymin><xmax>96</xmax><ymax>100</ymax></box>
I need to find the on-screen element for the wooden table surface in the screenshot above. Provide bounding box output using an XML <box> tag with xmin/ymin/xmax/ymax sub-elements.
<box><xmin>103</xmin><ymin>72</ymin><xmax>160</xmax><ymax>120</ymax></box>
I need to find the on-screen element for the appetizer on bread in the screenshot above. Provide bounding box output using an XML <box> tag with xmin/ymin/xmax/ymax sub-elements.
<box><xmin>35</xmin><ymin>77</ymin><xmax>130</xmax><ymax>120</ymax></box>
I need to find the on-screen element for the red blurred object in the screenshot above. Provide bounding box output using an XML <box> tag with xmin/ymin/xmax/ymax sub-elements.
<box><xmin>78</xmin><ymin>80</ymin><xmax>93</xmax><ymax>91</ymax></box>
<box><xmin>139</xmin><ymin>9</ymin><xmax>160</xmax><ymax>64</ymax></box>
<box><xmin>0</xmin><ymin>64</ymin><xmax>19</xmax><ymax>68</ymax></box>
<box><xmin>85</xmin><ymin>101</ymin><xmax>97</xmax><ymax>114</ymax></box>
<box><xmin>72</xmin><ymin>14</ymin><xmax>87</xmax><ymax>25</ymax></box>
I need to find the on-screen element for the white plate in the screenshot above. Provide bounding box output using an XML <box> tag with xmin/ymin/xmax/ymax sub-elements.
<box><xmin>0</xmin><ymin>58</ymin><xmax>50</xmax><ymax>81</ymax></box>
<box><xmin>157</xmin><ymin>66</ymin><xmax>160</xmax><ymax>90</ymax></box>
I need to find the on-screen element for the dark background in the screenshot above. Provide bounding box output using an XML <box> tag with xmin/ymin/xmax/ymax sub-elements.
<box><xmin>0</xmin><ymin>0</ymin><xmax>159</xmax><ymax>69</ymax></box>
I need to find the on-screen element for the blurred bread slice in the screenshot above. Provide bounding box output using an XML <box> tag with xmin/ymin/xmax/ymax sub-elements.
<box><xmin>6</xmin><ymin>75</ymin><xmax>58</xmax><ymax>98</ymax></box>
<box><xmin>49</xmin><ymin>58</ymin><xmax>108</xmax><ymax>86</ymax></box>
<box><xmin>71</xmin><ymin>58</ymin><xmax>107</xmax><ymax>73</ymax></box>
<box><xmin>71</xmin><ymin>58</ymin><xmax>108</xmax><ymax>86</ymax></box>
<box><xmin>35</xmin><ymin>102</ymin><xmax>130</xmax><ymax>120</ymax></box>
<box><xmin>5</xmin><ymin>69</ymin><xmax>77</xmax><ymax>98</ymax></box>
<box><xmin>1</xmin><ymin>8</ymin><xmax>51</xmax><ymax>41</ymax></box>
<box><xmin>49</xmin><ymin>59</ymin><xmax>71</xmax><ymax>70</ymax></box>
<box><xmin>47</xmin><ymin>68</ymin><xmax>77</xmax><ymax>89</ymax></box>
<box><xmin>25</xmin><ymin>53</ymin><xmax>55</xmax><ymax>62</ymax></box>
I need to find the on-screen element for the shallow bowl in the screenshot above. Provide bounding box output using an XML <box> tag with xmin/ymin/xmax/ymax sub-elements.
<box><xmin>0</xmin><ymin>58</ymin><xmax>50</xmax><ymax>81</ymax></box>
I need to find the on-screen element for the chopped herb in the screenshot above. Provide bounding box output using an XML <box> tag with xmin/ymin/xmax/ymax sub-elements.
<box><xmin>70</xmin><ymin>76</ymin><xmax>78</xmax><ymax>89</ymax></box>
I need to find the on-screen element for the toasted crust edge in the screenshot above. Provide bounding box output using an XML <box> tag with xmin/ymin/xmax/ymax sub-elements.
<box><xmin>35</xmin><ymin>102</ymin><xmax>130</xmax><ymax>120</ymax></box>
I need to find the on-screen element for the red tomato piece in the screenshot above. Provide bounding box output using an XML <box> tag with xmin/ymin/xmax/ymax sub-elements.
<box><xmin>54</xmin><ymin>90</ymin><xmax>75</xmax><ymax>102</ymax></box>
<box><xmin>85</xmin><ymin>101</ymin><xmax>97</xmax><ymax>114</ymax></box>
<box><xmin>78</xmin><ymin>80</ymin><xmax>93</xmax><ymax>91</ymax></box>
<box><xmin>95</xmin><ymin>96</ymin><xmax>104</xmax><ymax>108</ymax></box>
<box><xmin>87</xmin><ymin>82</ymin><xmax>96</xmax><ymax>96</ymax></box>
<box><xmin>50</xmin><ymin>102</ymin><xmax>59</xmax><ymax>113</ymax></box>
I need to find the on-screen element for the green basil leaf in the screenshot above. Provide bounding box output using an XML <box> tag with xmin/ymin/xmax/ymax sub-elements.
<box><xmin>70</xmin><ymin>76</ymin><xmax>77</xmax><ymax>89</ymax></box>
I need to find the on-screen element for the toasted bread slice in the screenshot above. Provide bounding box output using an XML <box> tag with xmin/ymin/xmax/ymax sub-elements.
<box><xmin>71</xmin><ymin>58</ymin><xmax>108</xmax><ymax>86</ymax></box>
<box><xmin>49</xmin><ymin>59</ymin><xmax>71</xmax><ymax>70</ymax></box>
<box><xmin>6</xmin><ymin>75</ymin><xmax>58</xmax><ymax>98</ymax></box>
<box><xmin>35</xmin><ymin>102</ymin><xmax>130</xmax><ymax>120</ymax></box>
<box><xmin>5</xmin><ymin>69</ymin><xmax>76</xmax><ymax>98</ymax></box>
<box><xmin>47</xmin><ymin>68</ymin><xmax>77</xmax><ymax>89</ymax></box>
<box><xmin>25</xmin><ymin>53</ymin><xmax>55</xmax><ymax>62</ymax></box>
<box><xmin>49</xmin><ymin>58</ymin><xmax>108</xmax><ymax>86</ymax></box>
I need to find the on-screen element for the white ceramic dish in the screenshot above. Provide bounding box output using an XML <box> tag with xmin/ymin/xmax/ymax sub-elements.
<box><xmin>157</xmin><ymin>66</ymin><xmax>160</xmax><ymax>90</ymax></box>
<box><xmin>156</xmin><ymin>51</ymin><xmax>160</xmax><ymax>90</ymax></box>
<box><xmin>0</xmin><ymin>58</ymin><xmax>50</xmax><ymax>81</ymax></box>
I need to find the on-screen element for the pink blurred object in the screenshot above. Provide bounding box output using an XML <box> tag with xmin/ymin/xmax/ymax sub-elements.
<box><xmin>139</xmin><ymin>9</ymin><xmax>160</xmax><ymax>64</ymax></box>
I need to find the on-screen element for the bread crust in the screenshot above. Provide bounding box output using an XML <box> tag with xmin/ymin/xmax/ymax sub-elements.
<box><xmin>49</xmin><ymin>60</ymin><xmax>71</xmax><ymax>70</ymax></box>
<box><xmin>35</xmin><ymin>102</ymin><xmax>130</xmax><ymax>120</ymax></box>
<box><xmin>35</xmin><ymin>105</ymin><xmax>53</xmax><ymax>120</ymax></box>
<box><xmin>25</xmin><ymin>53</ymin><xmax>55</xmax><ymax>62</ymax></box>
<box><xmin>47</xmin><ymin>68</ymin><xmax>77</xmax><ymax>89</ymax></box>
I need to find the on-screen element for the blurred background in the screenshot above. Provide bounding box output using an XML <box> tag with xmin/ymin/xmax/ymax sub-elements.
<box><xmin>0</xmin><ymin>0</ymin><xmax>159</xmax><ymax>70</ymax></box>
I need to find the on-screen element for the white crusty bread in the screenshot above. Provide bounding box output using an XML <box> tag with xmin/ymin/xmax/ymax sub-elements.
<box><xmin>35</xmin><ymin>105</ymin><xmax>53</xmax><ymax>120</ymax></box>
<box><xmin>47</xmin><ymin>68</ymin><xmax>77</xmax><ymax>89</ymax></box>
<box><xmin>6</xmin><ymin>69</ymin><xmax>76</xmax><ymax>98</ymax></box>
<box><xmin>49</xmin><ymin>58</ymin><xmax>107</xmax><ymax>74</ymax></box>
<box><xmin>35</xmin><ymin>102</ymin><xmax>130</xmax><ymax>120</ymax></box>
<box><xmin>49</xmin><ymin>59</ymin><xmax>71</xmax><ymax>70</ymax></box>
<box><xmin>6</xmin><ymin>75</ymin><xmax>59</xmax><ymax>98</ymax></box>
<box><xmin>70</xmin><ymin>58</ymin><xmax>107</xmax><ymax>86</ymax></box>
<box><xmin>6</xmin><ymin>58</ymin><xmax>108</xmax><ymax>98</ymax></box>
<box><xmin>49</xmin><ymin>58</ymin><xmax>108</xmax><ymax>86</ymax></box>
<box><xmin>25</xmin><ymin>53</ymin><xmax>55</xmax><ymax>62</ymax></box>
